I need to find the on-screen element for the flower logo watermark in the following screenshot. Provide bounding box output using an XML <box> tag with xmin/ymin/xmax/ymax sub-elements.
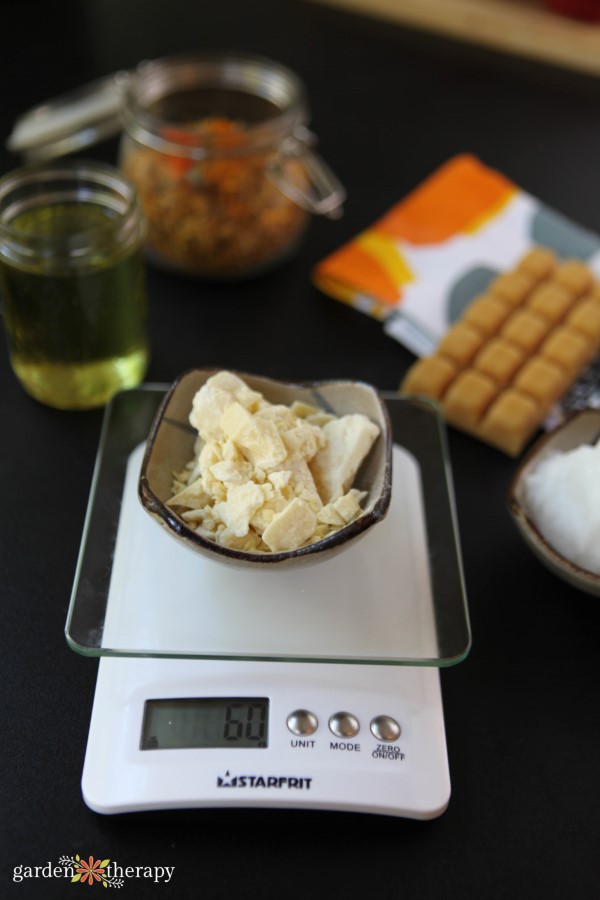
<box><xmin>59</xmin><ymin>855</ymin><xmax>124</xmax><ymax>888</ymax></box>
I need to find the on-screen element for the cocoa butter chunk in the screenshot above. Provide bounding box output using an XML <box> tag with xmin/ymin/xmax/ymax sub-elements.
<box><xmin>310</xmin><ymin>414</ymin><xmax>380</xmax><ymax>503</ymax></box>
<box><xmin>262</xmin><ymin>498</ymin><xmax>317</xmax><ymax>552</ymax></box>
<box><xmin>220</xmin><ymin>401</ymin><xmax>287</xmax><ymax>470</ymax></box>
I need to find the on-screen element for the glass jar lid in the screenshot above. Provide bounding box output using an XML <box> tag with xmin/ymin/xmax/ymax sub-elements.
<box><xmin>6</xmin><ymin>70</ymin><xmax>135</xmax><ymax>162</ymax></box>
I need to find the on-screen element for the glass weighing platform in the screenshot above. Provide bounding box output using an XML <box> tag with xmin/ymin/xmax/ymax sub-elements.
<box><xmin>65</xmin><ymin>387</ymin><xmax>471</xmax><ymax>819</ymax></box>
<box><xmin>66</xmin><ymin>387</ymin><xmax>470</xmax><ymax>666</ymax></box>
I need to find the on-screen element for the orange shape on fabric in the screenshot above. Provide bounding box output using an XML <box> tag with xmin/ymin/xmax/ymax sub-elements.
<box><xmin>374</xmin><ymin>154</ymin><xmax>516</xmax><ymax>245</ymax></box>
<box><xmin>313</xmin><ymin>241</ymin><xmax>400</xmax><ymax>306</ymax></box>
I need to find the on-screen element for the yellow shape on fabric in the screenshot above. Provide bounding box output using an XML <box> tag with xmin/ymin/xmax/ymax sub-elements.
<box><xmin>356</xmin><ymin>231</ymin><xmax>414</xmax><ymax>289</ymax></box>
<box><xmin>462</xmin><ymin>187</ymin><xmax>517</xmax><ymax>235</ymax></box>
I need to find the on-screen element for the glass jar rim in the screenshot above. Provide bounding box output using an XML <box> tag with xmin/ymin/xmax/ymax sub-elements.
<box><xmin>0</xmin><ymin>159</ymin><xmax>144</xmax><ymax>265</ymax></box>
<box><xmin>122</xmin><ymin>51</ymin><xmax>310</xmax><ymax>158</ymax></box>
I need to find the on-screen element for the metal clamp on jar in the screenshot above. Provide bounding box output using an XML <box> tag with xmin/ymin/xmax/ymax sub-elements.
<box><xmin>8</xmin><ymin>53</ymin><xmax>346</xmax><ymax>279</ymax></box>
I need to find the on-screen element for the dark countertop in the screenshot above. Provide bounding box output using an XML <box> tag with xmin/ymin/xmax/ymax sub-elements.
<box><xmin>1</xmin><ymin>2</ymin><xmax>599</xmax><ymax>897</ymax></box>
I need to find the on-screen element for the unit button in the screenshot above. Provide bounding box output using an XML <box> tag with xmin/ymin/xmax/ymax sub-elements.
<box><xmin>370</xmin><ymin>715</ymin><xmax>401</xmax><ymax>742</ymax></box>
<box><xmin>329</xmin><ymin>711</ymin><xmax>360</xmax><ymax>738</ymax></box>
<box><xmin>287</xmin><ymin>709</ymin><xmax>318</xmax><ymax>736</ymax></box>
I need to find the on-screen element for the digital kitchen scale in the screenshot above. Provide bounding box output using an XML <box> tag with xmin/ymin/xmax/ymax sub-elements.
<box><xmin>66</xmin><ymin>387</ymin><xmax>470</xmax><ymax>819</ymax></box>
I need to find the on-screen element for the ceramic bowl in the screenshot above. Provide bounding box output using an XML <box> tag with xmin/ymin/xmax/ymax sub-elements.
<box><xmin>507</xmin><ymin>408</ymin><xmax>600</xmax><ymax>596</ymax></box>
<box><xmin>139</xmin><ymin>369</ymin><xmax>392</xmax><ymax>568</ymax></box>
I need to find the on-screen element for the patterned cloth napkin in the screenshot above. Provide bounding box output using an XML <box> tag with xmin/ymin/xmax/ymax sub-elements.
<box><xmin>313</xmin><ymin>154</ymin><xmax>600</xmax><ymax>359</ymax></box>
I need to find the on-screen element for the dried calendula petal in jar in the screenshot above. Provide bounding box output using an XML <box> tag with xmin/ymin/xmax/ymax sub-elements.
<box><xmin>400</xmin><ymin>248</ymin><xmax>600</xmax><ymax>456</ymax></box>
<box><xmin>167</xmin><ymin>371</ymin><xmax>381</xmax><ymax>553</ymax></box>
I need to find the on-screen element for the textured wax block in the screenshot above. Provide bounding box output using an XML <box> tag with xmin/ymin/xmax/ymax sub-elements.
<box><xmin>566</xmin><ymin>298</ymin><xmax>600</xmax><ymax>343</ymax></box>
<box><xmin>513</xmin><ymin>357</ymin><xmax>566</xmax><ymax>410</ymax></box>
<box><xmin>437</xmin><ymin>322</ymin><xmax>485</xmax><ymax>367</ymax></box>
<box><xmin>400</xmin><ymin>355</ymin><xmax>457</xmax><ymax>399</ymax></box>
<box><xmin>474</xmin><ymin>338</ymin><xmax>524</xmax><ymax>386</ymax></box>
<box><xmin>479</xmin><ymin>391</ymin><xmax>540</xmax><ymax>456</ymax></box>
<box><xmin>500</xmin><ymin>309</ymin><xmax>551</xmax><ymax>353</ymax></box>
<box><xmin>553</xmin><ymin>260</ymin><xmax>595</xmax><ymax>297</ymax></box>
<box><xmin>541</xmin><ymin>326</ymin><xmax>595</xmax><ymax>376</ymax></box>
<box><xmin>399</xmin><ymin>247</ymin><xmax>600</xmax><ymax>456</ymax></box>
<box><xmin>462</xmin><ymin>294</ymin><xmax>512</xmax><ymax>336</ymax></box>
<box><xmin>586</xmin><ymin>283</ymin><xmax>600</xmax><ymax>303</ymax></box>
<box><xmin>526</xmin><ymin>281</ymin><xmax>576</xmax><ymax>323</ymax></box>
<box><xmin>516</xmin><ymin>247</ymin><xmax>557</xmax><ymax>280</ymax></box>
<box><xmin>443</xmin><ymin>370</ymin><xmax>498</xmax><ymax>429</ymax></box>
<box><xmin>489</xmin><ymin>271</ymin><xmax>536</xmax><ymax>306</ymax></box>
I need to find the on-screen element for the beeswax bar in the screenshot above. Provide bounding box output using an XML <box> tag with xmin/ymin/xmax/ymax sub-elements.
<box><xmin>400</xmin><ymin>248</ymin><xmax>600</xmax><ymax>456</ymax></box>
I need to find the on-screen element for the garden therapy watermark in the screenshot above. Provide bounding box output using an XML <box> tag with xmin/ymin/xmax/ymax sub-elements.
<box><xmin>12</xmin><ymin>854</ymin><xmax>175</xmax><ymax>886</ymax></box>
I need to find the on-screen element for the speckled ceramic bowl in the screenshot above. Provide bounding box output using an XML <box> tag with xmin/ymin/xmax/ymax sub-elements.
<box><xmin>139</xmin><ymin>369</ymin><xmax>392</xmax><ymax>568</ymax></box>
<box><xmin>507</xmin><ymin>408</ymin><xmax>600</xmax><ymax>597</ymax></box>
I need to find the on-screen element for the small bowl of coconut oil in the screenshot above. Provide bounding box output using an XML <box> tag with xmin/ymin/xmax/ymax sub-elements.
<box><xmin>507</xmin><ymin>407</ymin><xmax>600</xmax><ymax>597</ymax></box>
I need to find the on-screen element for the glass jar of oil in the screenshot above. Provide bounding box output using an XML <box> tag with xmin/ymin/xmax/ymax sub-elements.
<box><xmin>0</xmin><ymin>160</ymin><xmax>149</xmax><ymax>409</ymax></box>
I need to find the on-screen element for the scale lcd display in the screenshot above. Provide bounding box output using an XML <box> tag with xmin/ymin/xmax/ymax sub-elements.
<box><xmin>141</xmin><ymin>697</ymin><xmax>269</xmax><ymax>750</ymax></box>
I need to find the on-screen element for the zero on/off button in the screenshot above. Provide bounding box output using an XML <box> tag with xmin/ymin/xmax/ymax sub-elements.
<box><xmin>287</xmin><ymin>709</ymin><xmax>318</xmax><ymax>736</ymax></box>
<box><xmin>370</xmin><ymin>715</ymin><xmax>401</xmax><ymax>742</ymax></box>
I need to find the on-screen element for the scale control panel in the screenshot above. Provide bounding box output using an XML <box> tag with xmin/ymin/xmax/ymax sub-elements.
<box><xmin>288</xmin><ymin>707</ymin><xmax>401</xmax><ymax>742</ymax></box>
<box><xmin>283</xmin><ymin>707</ymin><xmax>405</xmax><ymax>762</ymax></box>
<box><xmin>82</xmin><ymin>656</ymin><xmax>450</xmax><ymax>819</ymax></box>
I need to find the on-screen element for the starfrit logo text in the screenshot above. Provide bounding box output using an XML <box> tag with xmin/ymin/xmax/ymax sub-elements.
<box><xmin>217</xmin><ymin>771</ymin><xmax>312</xmax><ymax>789</ymax></box>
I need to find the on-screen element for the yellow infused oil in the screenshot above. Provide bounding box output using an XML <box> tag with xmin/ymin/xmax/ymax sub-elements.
<box><xmin>0</xmin><ymin>162</ymin><xmax>149</xmax><ymax>409</ymax></box>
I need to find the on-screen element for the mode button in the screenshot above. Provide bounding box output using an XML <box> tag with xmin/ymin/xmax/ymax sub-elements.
<box><xmin>329</xmin><ymin>711</ymin><xmax>360</xmax><ymax>738</ymax></box>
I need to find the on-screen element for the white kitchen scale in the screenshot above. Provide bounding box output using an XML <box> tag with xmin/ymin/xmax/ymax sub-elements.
<box><xmin>66</xmin><ymin>387</ymin><xmax>470</xmax><ymax>819</ymax></box>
